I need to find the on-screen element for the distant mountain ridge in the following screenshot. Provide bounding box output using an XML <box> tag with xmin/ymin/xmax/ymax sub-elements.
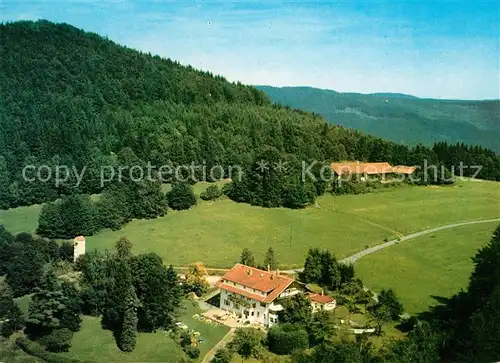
<box><xmin>257</xmin><ymin>86</ymin><xmax>500</xmax><ymax>152</ymax></box>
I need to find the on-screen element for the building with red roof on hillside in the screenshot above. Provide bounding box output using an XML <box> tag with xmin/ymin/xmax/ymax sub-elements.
<box><xmin>216</xmin><ymin>264</ymin><xmax>336</xmax><ymax>327</ymax></box>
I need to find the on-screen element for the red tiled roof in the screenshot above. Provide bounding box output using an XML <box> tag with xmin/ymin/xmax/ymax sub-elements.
<box><xmin>391</xmin><ymin>165</ymin><xmax>417</xmax><ymax>174</ymax></box>
<box><xmin>216</xmin><ymin>264</ymin><xmax>294</xmax><ymax>303</ymax></box>
<box><xmin>308</xmin><ymin>293</ymin><xmax>335</xmax><ymax>304</ymax></box>
<box><xmin>331</xmin><ymin>162</ymin><xmax>393</xmax><ymax>175</ymax></box>
<box><xmin>74</xmin><ymin>236</ymin><xmax>85</xmax><ymax>242</ymax></box>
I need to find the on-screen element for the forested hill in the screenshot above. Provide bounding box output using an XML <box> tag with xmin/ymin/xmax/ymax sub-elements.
<box><xmin>257</xmin><ymin>86</ymin><xmax>500</xmax><ymax>152</ymax></box>
<box><xmin>0</xmin><ymin>20</ymin><xmax>499</xmax><ymax>210</ymax></box>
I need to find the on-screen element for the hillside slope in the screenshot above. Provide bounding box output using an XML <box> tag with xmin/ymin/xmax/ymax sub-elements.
<box><xmin>0</xmin><ymin>20</ymin><xmax>499</xmax><ymax>210</ymax></box>
<box><xmin>257</xmin><ymin>86</ymin><xmax>500</xmax><ymax>152</ymax></box>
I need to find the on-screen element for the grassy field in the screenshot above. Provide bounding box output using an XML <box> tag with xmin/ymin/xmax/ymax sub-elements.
<box><xmin>355</xmin><ymin>222</ymin><xmax>499</xmax><ymax>314</ymax></box>
<box><xmin>0</xmin><ymin>203</ymin><xmax>42</xmax><ymax>235</ymax></box>
<box><xmin>0</xmin><ymin>179</ymin><xmax>498</xmax><ymax>268</ymax></box>
<box><xmin>60</xmin><ymin>316</ymin><xmax>187</xmax><ymax>362</ymax></box>
<box><xmin>60</xmin><ymin>299</ymin><xmax>229</xmax><ymax>362</ymax></box>
<box><xmin>85</xmin><ymin>179</ymin><xmax>500</xmax><ymax>267</ymax></box>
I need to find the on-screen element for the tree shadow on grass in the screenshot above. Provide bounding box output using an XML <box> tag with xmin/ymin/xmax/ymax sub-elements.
<box><xmin>395</xmin><ymin>295</ymin><xmax>459</xmax><ymax>333</ymax></box>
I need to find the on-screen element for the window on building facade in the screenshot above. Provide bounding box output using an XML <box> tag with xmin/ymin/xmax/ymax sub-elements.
<box><xmin>252</xmin><ymin>303</ymin><xmax>256</xmax><ymax>308</ymax></box>
<box><xmin>260</xmin><ymin>302</ymin><xmax>266</xmax><ymax>307</ymax></box>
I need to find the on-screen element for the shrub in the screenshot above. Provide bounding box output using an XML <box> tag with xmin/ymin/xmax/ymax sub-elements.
<box><xmin>180</xmin><ymin>330</ymin><xmax>192</xmax><ymax>348</ymax></box>
<box><xmin>267</xmin><ymin>323</ymin><xmax>309</xmax><ymax>355</ymax></box>
<box><xmin>38</xmin><ymin>328</ymin><xmax>74</xmax><ymax>352</ymax></box>
<box><xmin>15</xmin><ymin>337</ymin><xmax>85</xmax><ymax>363</ymax></box>
<box><xmin>200</xmin><ymin>184</ymin><xmax>222</xmax><ymax>201</ymax></box>
<box><xmin>167</xmin><ymin>183</ymin><xmax>196</xmax><ymax>210</ymax></box>
<box><xmin>212</xmin><ymin>347</ymin><xmax>233</xmax><ymax>363</ymax></box>
<box><xmin>184</xmin><ymin>345</ymin><xmax>200</xmax><ymax>359</ymax></box>
<box><xmin>221</xmin><ymin>182</ymin><xmax>232</xmax><ymax>196</ymax></box>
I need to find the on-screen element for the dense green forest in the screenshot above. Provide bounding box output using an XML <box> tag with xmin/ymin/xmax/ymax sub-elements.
<box><xmin>258</xmin><ymin>86</ymin><xmax>500</xmax><ymax>152</ymax></box>
<box><xmin>1</xmin><ymin>20</ymin><xmax>500</xmax><ymax>212</ymax></box>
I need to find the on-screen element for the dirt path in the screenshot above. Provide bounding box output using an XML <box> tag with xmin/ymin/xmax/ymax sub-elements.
<box><xmin>341</xmin><ymin>218</ymin><xmax>500</xmax><ymax>264</ymax></box>
<box><xmin>201</xmin><ymin>327</ymin><xmax>236</xmax><ymax>363</ymax></box>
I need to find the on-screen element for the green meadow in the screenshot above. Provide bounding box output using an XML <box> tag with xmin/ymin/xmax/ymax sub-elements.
<box><xmin>85</xmin><ymin>179</ymin><xmax>500</xmax><ymax>267</ymax></box>
<box><xmin>355</xmin><ymin>222</ymin><xmax>499</xmax><ymax>314</ymax></box>
<box><xmin>1</xmin><ymin>179</ymin><xmax>499</xmax><ymax>362</ymax></box>
<box><xmin>59</xmin><ymin>300</ymin><xmax>229</xmax><ymax>363</ymax></box>
<box><xmin>0</xmin><ymin>179</ymin><xmax>499</xmax><ymax>268</ymax></box>
<box><xmin>0</xmin><ymin>203</ymin><xmax>42</xmax><ymax>235</ymax></box>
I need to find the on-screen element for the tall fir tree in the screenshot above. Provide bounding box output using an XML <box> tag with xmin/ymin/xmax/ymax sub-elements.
<box><xmin>0</xmin><ymin>282</ymin><xmax>25</xmax><ymax>337</ymax></box>
<box><xmin>240</xmin><ymin>248</ymin><xmax>256</xmax><ymax>267</ymax></box>
<box><xmin>118</xmin><ymin>284</ymin><xmax>139</xmax><ymax>352</ymax></box>
<box><xmin>264</xmin><ymin>247</ymin><xmax>278</xmax><ymax>270</ymax></box>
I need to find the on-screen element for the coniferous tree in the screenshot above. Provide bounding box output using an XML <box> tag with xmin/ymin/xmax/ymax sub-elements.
<box><xmin>77</xmin><ymin>250</ymin><xmax>108</xmax><ymax>316</ymax></box>
<box><xmin>0</xmin><ymin>283</ymin><xmax>25</xmax><ymax>337</ymax></box>
<box><xmin>0</xmin><ymin>225</ymin><xmax>14</xmax><ymax>275</ymax></box>
<box><xmin>102</xmin><ymin>238</ymin><xmax>139</xmax><ymax>351</ymax></box>
<box><xmin>300</xmin><ymin>248</ymin><xmax>342</xmax><ymax>290</ymax></box>
<box><xmin>25</xmin><ymin>268</ymin><xmax>80</xmax><ymax>352</ymax></box>
<box><xmin>96</xmin><ymin>185</ymin><xmax>131</xmax><ymax>230</ymax></box>
<box><xmin>0</xmin><ymin>156</ymin><xmax>11</xmax><ymax>209</ymax></box>
<box><xmin>131</xmin><ymin>254</ymin><xmax>182</xmax><ymax>331</ymax></box>
<box><xmin>37</xmin><ymin>194</ymin><xmax>98</xmax><ymax>239</ymax></box>
<box><xmin>133</xmin><ymin>179</ymin><xmax>169</xmax><ymax>219</ymax></box>
<box><xmin>118</xmin><ymin>284</ymin><xmax>138</xmax><ymax>352</ymax></box>
<box><xmin>59</xmin><ymin>281</ymin><xmax>82</xmax><ymax>332</ymax></box>
<box><xmin>264</xmin><ymin>247</ymin><xmax>278</xmax><ymax>270</ymax></box>
<box><xmin>376</xmin><ymin>289</ymin><xmax>404</xmax><ymax>321</ymax></box>
<box><xmin>387</xmin><ymin>321</ymin><xmax>440</xmax><ymax>363</ymax></box>
<box><xmin>6</xmin><ymin>234</ymin><xmax>45</xmax><ymax>297</ymax></box>
<box><xmin>240</xmin><ymin>248</ymin><xmax>256</xmax><ymax>267</ymax></box>
<box><xmin>301</xmin><ymin>248</ymin><xmax>324</xmax><ymax>284</ymax></box>
<box><xmin>36</xmin><ymin>202</ymin><xmax>64</xmax><ymax>238</ymax></box>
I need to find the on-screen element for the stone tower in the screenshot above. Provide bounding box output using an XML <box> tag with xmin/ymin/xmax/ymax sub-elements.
<box><xmin>73</xmin><ymin>236</ymin><xmax>86</xmax><ymax>262</ymax></box>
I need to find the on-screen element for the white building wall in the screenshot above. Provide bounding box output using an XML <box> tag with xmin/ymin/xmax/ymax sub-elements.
<box><xmin>73</xmin><ymin>237</ymin><xmax>86</xmax><ymax>262</ymax></box>
<box><xmin>311</xmin><ymin>300</ymin><xmax>336</xmax><ymax>312</ymax></box>
<box><xmin>219</xmin><ymin>288</ymin><xmax>281</xmax><ymax>327</ymax></box>
<box><xmin>218</xmin><ymin>281</ymin><xmax>305</xmax><ymax>328</ymax></box>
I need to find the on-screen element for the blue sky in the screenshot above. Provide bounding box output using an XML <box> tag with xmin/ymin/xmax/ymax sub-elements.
<box><xmin>1</xmin><ymin>0</ymin><xmax>498</xmax><ymax>99</ymax></box>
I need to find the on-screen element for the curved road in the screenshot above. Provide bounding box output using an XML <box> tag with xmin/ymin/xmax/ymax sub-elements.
<box><xmin>282</xmin><ymin>218</ymin><xmax>500</xmax><ymax>273</ymax></box>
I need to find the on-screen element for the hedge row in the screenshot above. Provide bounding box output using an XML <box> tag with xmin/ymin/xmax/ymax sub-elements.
<box><xmin>15</xmin><ymin>337</ymin><xmax>91</xmax><ymax>363</ymax></box>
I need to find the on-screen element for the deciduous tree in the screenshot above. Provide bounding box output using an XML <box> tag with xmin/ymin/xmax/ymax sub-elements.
<box><xmin>167</xmin><ymin>183</ymin><xmax>196</xmax><ymax>211</ymax></box>
<box><xmin>278</xmin><ymin>294</ymin><xmax>312</xmax><ymax>327</ymax></box>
